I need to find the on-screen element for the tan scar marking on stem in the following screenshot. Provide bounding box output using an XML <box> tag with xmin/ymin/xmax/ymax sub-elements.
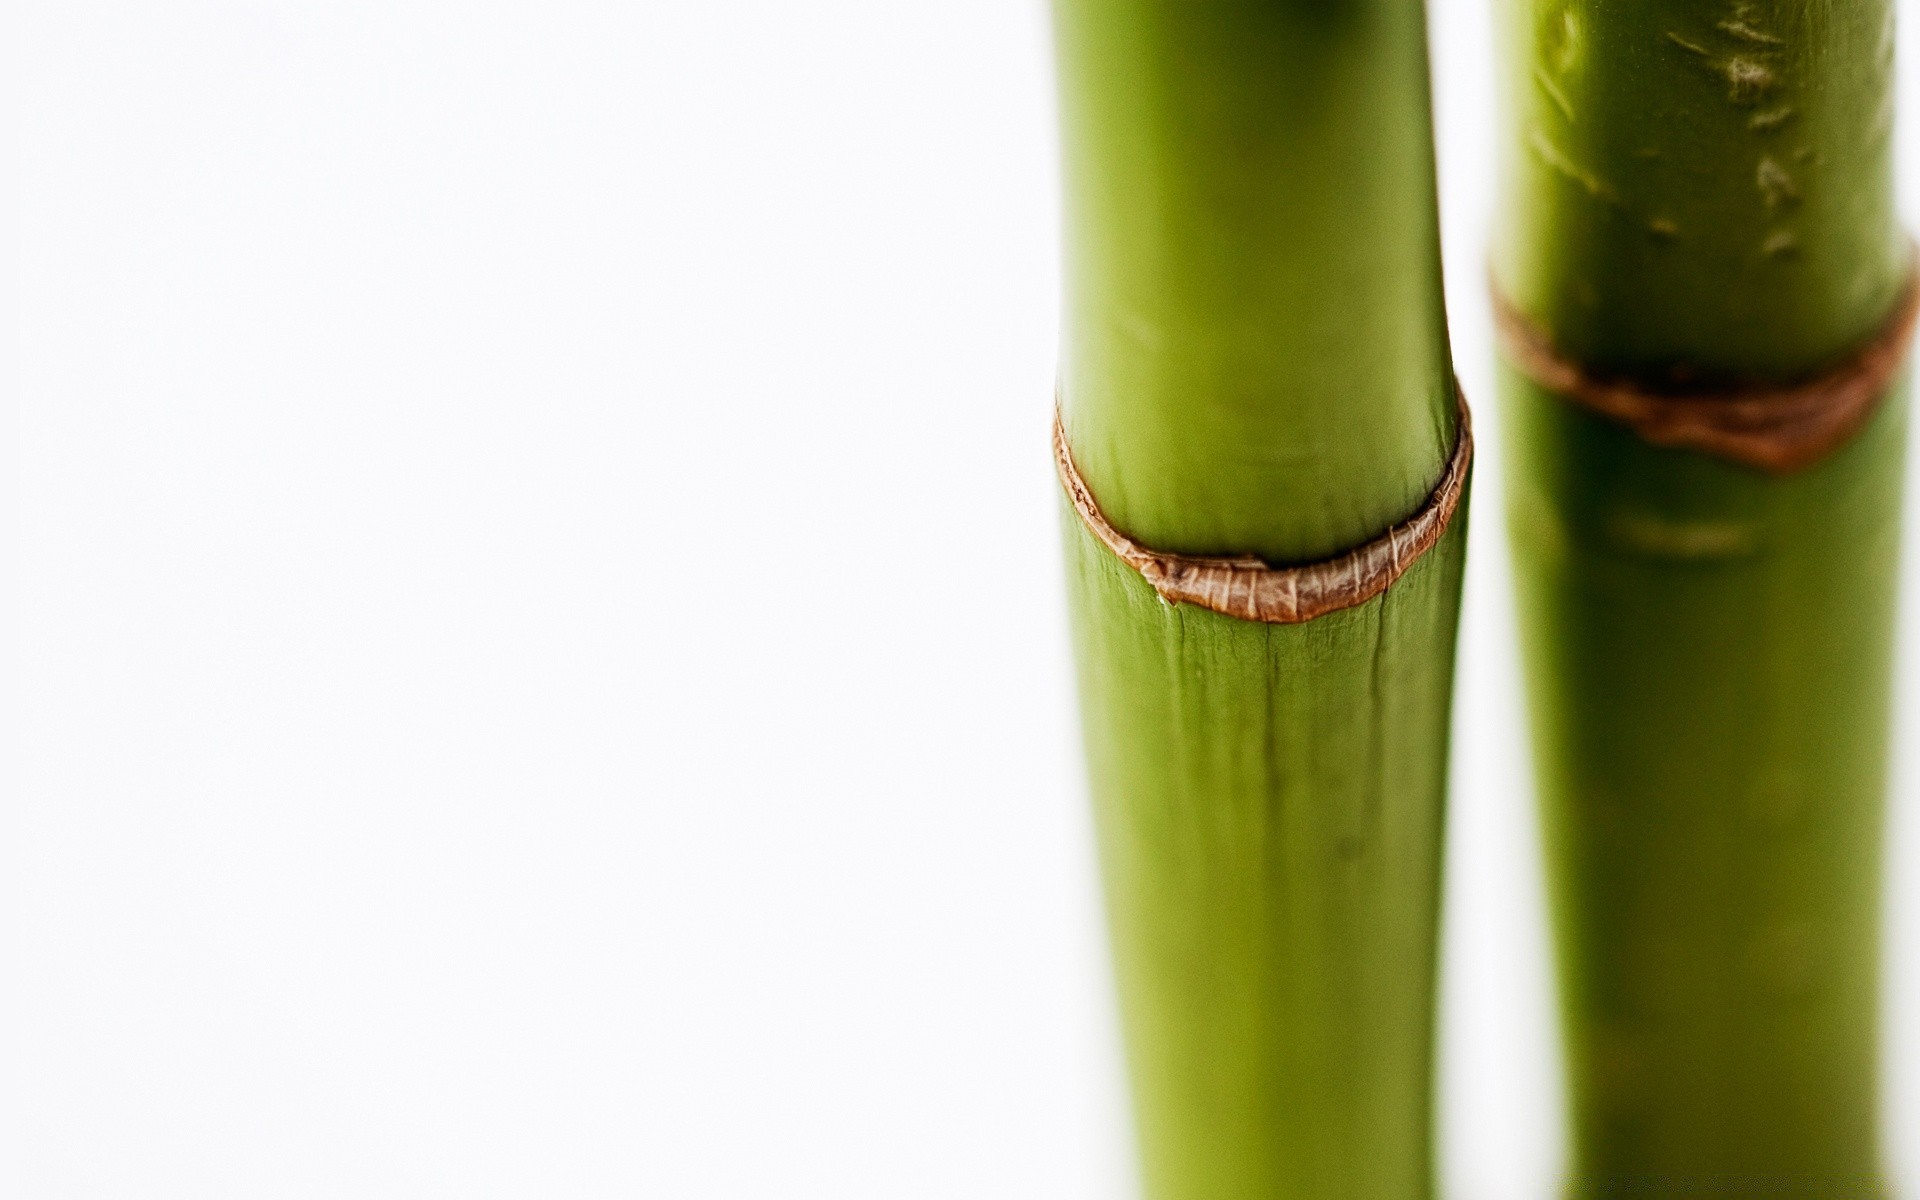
<box><xmin>1533</xmin><ymin>66</ymin><xmax>1575</xmax><ymax>121</ymax></box>
<box><xmin>1648</xmin><ymin>217</ymin><xmax>1679</xmax><ymax>239</ymax></box>
<box><xmin>1719</xmin><ymin>20</ymin><xmax>1783</xmax><ymax>45</ymax></box>
<box><xmin>1725</xmin><ymin>58</ymin><xmax>1776</xmax><ymax>104</ymax></box>
<box><xmin>1756</xmin><ymin>157</ymin><xmax>1801</xmax><ymax>208</ymax></box>
<box><xmin>1528</xmin><ymin>131</ymin><xmax>1619</xmax><ymax>204</ymax></box>
<box><xmin>1547</xmin><ymin>9</ymin><xmax>1581</xmax><ymax>74</ymax></box>
<box><xmin>1748</xmin><ymin>107</ymin><xmax>1793</xmax><ymax>131</ymax></box>
<box><xmin>1666</xmin><ymin>31</ymin><xmax>1710</xmax><ymax>56</ymax></box>
<box><xmin>1602</xmin><ymin>511</ymin><xmax>1760</xmax><ymax>560</ymax></box>
<box><xmin>1763</xmin><ymin>229</ymin><xmax>1800</xmax><ymax>258</ymax></box>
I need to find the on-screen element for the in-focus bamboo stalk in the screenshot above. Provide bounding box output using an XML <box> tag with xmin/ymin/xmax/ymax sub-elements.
<box><xmin>1050</xmin><ymin>2</ymin><xmax>1467</xmax><ymax>1197</ymax></box>
<box><xmin>1495</xmin><ymin>1</ymin><xmax>1909</xmax><ymax>1195</ymax></box>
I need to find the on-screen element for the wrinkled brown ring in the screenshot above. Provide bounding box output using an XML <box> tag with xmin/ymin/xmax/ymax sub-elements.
<box><xmin>1493</xmin><ymin>260</ymin><xmax>1920</xmax><ymax>474</ymax></box>
<box><xmin>1053</xmin><ymin>389</ymin><xmax>1472</xmax><ymax>624</ymax></box>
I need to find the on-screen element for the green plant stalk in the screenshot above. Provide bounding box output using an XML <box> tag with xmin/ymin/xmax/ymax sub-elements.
<box><xmin>1052</xmin><ymin>2</ymin><xmax>1465</xmax><ymax>1197</ymax></box>
<box><xmin>1495</xmin><ymin>1</ymin><xmax>1909</xmax><ymax>1195</ymax></box>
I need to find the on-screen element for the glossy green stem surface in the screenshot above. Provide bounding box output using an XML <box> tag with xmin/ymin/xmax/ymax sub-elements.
<box><xmin>1065</xmin><ymin>518</ymin><xmax>1465</xmax><ymax>1200</ymax></box>
<box><xmin>1496</xmin><ymin>1</ymin><xmax>1908</xmax><ymax>1195</ymax></box>
<box><xmin>1055</xmin><ymin>0</ymin><xmax>1455</xmax><ymax>564</ymax></box>
<box><xmin>1052</xmin><ymin>2</ymin><xmax>1465</xmax><ymax>1197</ymax></box>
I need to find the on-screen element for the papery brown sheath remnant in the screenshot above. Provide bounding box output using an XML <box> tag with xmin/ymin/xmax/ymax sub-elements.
<box><xmin>1054</xmin><ymin>391</ymin><xmax>1472</xmax><ymax>623</ymax></box>
<box><xmin>1494</xmin><ymin>263</ymin><xmax>1919</xmax><ymax>474</ymax></box>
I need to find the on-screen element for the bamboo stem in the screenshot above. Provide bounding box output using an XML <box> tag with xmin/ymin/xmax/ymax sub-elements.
<box><xmin>1051</xmin><ymin>2</ymin><xmax>1465</xmax><ymax>1197</ymax></box>
<box><xmin>1496</xmin><ymin>1</ymin><xmax>1908</xmax><ymax>1194</ymax></box>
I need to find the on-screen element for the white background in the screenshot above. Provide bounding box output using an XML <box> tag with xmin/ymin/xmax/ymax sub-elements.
<box><xmin>13</xmin><ymin>1</ymin><xmax>1919</xmax><ymax>1196</ymax></box>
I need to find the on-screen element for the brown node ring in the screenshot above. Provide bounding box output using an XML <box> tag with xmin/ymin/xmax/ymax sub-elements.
<box><xmin>1493</xmin><ymin>260</ymin><xmax>1920</xmax><ymax>474</ymax></box>
<box><xmin>1053</xmin><ymin>389</ymin><xmax>1472</xmax><ymax>624</ymax></box>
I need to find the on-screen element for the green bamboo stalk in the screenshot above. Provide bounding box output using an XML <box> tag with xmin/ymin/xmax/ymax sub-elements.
<box><xmin>1495</xmin><ymin>2</ymin><xmax>1910</xmax><ymax>1195</ymax></box>
<box><xmin>1051</xmin><ymin>3</ymin><xmax>1466</xmax><ymax>1197</ymax></box>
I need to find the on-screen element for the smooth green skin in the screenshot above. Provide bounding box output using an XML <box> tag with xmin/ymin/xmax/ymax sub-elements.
<box><xmin>1055</xmin><ymin>0</ymin><xmax>1455</xmax><ymax>563</ymax></box>
<box><xmin>1052</xmin><ymin>1</ymin><xmax>1465</xmax><ymax>1197</ymax></box>
<box><xmin>1067</xmin><ymin>516</ymin><xmax>1465</xmax><ymax>1200</ymax></box>
<box><xmin>1507</xmin><ymin>375</ymin><xmax>1904</xmax><ymax>1198</ymax></box>
<box><xmin>1496</xmin><ymin>1</ymin><xmax>1908</xmax><ymax>1194</ymax></box>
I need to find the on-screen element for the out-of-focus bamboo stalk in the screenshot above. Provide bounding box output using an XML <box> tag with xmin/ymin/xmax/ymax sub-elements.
<box><xmin>1495</xmin><ymin>1</ymin><xmax>1910</xmax><ymax>1194</ymax></box>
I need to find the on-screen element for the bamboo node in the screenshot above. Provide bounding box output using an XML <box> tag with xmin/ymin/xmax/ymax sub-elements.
<box><xmin>1493</xmin><ymin>259</ymin><xmax>1920</xmax><ymax>473</ymax></box>
<box><xmin>1053</xmin><ymin>390</ymin><xmax>1472</xmax><ymax>624</ymax></box>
